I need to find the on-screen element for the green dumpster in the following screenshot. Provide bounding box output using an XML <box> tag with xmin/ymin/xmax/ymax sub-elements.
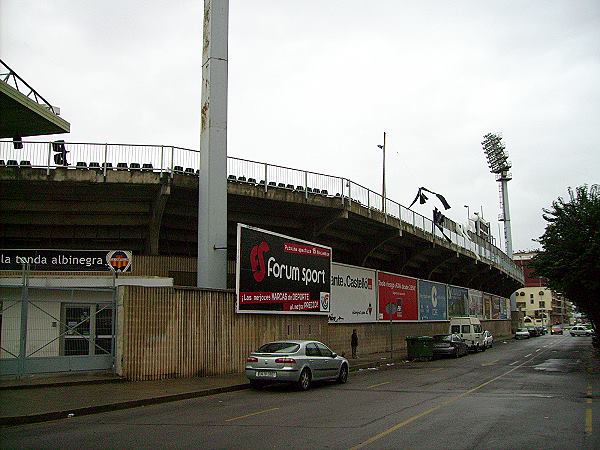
<box><xmin>406</xmin><ymin>336</ymin><xmax>434</xmax><ymax>360</ymax></box>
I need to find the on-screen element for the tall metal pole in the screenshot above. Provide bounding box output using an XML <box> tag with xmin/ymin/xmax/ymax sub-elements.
<box><xmin>499</xmin><ymin>172</ymin><xmax>513</xmax><ymax>258</ymax></box>
<box><xmin>380</xmin><ymin>132</ymin><xmax>386</xmax><ymax>214</ymax></box>
<box><xmin>198</xmin><ymin>0</ymin><xmax>229</xmax><ymax>289</ymax></box>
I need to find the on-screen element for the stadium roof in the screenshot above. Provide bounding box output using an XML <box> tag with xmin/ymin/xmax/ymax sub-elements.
<box><xmin>0</xmin><ymin>59</ymin><xmax>70</xmax><ymax>139</ymax></box>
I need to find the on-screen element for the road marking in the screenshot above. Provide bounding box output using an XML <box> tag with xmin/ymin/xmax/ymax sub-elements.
<box><xmin>535</xmin><ymin>349</ymin><xmax>541</xmax><ymax>352</ymax></box>
<box><xmin>509</xmin><ymin>361</ymin><xmax>520</xmax><ymax>366</ymax></box>
<box><xmin>524</xmin><ymin>353</ymin><xmax>532</xmax><ymax>358</ymax></box>
<box><xmin>225</xmin><ymin>407</ymin><xmax>279</xmax><ymax>422</ymax></box>
<box><xmin>431</xmin><ymin>368</ymin><xmax>443</xmax><ymax>372</ymax></box>
<box><xmin>368</xmin><ymin>382</ymin><xmax>390</xmax><ymax>389</ymax></box>
<box><xmin>350</xmin><ymin>338</ymin><xmax>564</xmax><ymax>449</ymax></box>
<box><xmin>481</xmin><ymin>360</ymin><xmax>499</xmax><ymax>367</ymax></box>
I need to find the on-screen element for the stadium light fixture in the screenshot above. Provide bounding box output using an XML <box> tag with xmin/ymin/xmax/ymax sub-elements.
<box><xmin>481</xmin><ymin>132</ymin><xmax>513</xmax><ymax>258</ymax></box>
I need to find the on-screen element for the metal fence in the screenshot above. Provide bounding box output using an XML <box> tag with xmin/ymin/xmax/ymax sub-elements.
<box><xmin>0</xmin><ymin>140</ymin><xmax>523</xmax><ymax>282</ymax></box>
<box><xmin>0</xmin><ymin>273</ymin><xmax>116</xmax><ymax>376</ymax></box>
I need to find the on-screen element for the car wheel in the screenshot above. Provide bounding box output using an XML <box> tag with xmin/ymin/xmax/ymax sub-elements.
<box><xmin>337</xmin><ymin>364</ymin><xmax>348</xmax><ymax>384</ymax></box>
<box><xmin>297</xmin><ymin>368</ymin><xmax>311</xmax><ymax>391</ymax></box>
<box><xmin>454</xmin><ymin>348</ymin><xmax>460</xmax><ymax>358</ymax></box>
<box><xmin>481</xmin><ymin>344</ymin><xmax>487</xmax><ymax>351</ymax></box>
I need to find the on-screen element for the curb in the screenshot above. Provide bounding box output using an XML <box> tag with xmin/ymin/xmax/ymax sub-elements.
<box><xmin>0</xmin><ymin>354</ymin><xmax>408</xmax><ymax>426</ymax></box>
<box><xmin>0</xmin><ymin>383</ymin><xmax>249</xmax><ymax>426</ymax></box>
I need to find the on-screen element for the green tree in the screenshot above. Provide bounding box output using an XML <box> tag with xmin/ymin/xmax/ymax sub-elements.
<box><xmin>531</xmin><ymin>185</ymin><xmax>600</xmax><ymax>329</ymax></box>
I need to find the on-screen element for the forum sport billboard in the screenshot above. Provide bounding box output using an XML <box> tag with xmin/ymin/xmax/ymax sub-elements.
<box><xmin>418</xmin><ymin>280</ymin><xmax>448</xmax><ymax>321</ymax></box>
<box><xmin>328</xmin><ymin>263</ymin><xmax>376</xmax><ymax>323</ymax></box>
<box><xmin>236</xmin><ymin>224</ymin><xmax>332</xmax><ymax>314</ymax></box>
<box><xmin>377</xmin><ymin>272</ymin><xmax>418</xmax><ymax>321</ymax></box>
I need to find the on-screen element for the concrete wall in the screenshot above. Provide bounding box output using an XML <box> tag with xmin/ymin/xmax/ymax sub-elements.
<box><xmin>118</xmin><ymin>286</ymin><xmax>512</xmax><ymax>381</ymax></box>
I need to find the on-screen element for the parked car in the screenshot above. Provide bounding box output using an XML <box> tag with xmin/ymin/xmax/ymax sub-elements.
<box><xmin>245</xmin><ymin>340</ymin><xmax>349</xmax><ymax>391</ymax></box>
<box><xmin>570</xmin><ymin>325</ymin><xmax>593</xmax><ymax>337</ymax></box>
<box><xmin>515</xmin><ymin>328</ymin><xmax>531</xmax><ymax>339</ymax></box>
<box><xmin>432</xmin><ymin>334</ymin><xmax>469</xmax><ymax>358</ymax></box>
<box><xmin>527</xmin><ymin>327</ymin><xmax>540</xmax><ymax>337</ymax></box>
<box><xmin>482</xmin><ymin>330</ymin><xmax>494</xmax><ymax>349</ymax></box>
<box><xmin>535</xmin><ymin>326</ymin><xmax>547</xmax><ymax>336</ymax></box>
<box><xmin>551</xmin><ymin>325</ymin><xmax>563</xmax><ymax>335</ymax></box>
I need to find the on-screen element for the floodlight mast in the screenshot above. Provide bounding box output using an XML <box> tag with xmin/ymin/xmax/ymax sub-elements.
<box><xmin>481</xmin><ymin>133</ymin><xmax>513</xmax><ymax>258</ymax></box>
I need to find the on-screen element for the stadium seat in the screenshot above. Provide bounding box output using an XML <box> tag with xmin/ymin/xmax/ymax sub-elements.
<box><xmin>20</xmin><ymin>160</ymin><xmax>31</xmax><ymax>167</ymax></box>
<box><xmin>0</xmin><ymin>160</ymin><xmax>5</xmax><ymax>166</ymax></box>
<box><xmin>321</xmin><ymin>189</ymin><xmax>328</xmax><ymax>196</ymax></box>
<box><xmin>286</xmin><ymin>184</ymin><xmax>294</xmax><ymax>190</ymax></box>
<box><xmin>116</xmin><ymin>163</ymin><xmax>128</xmax><ymax>170</ymax></box>
<box><xmin>76</xmin><ymin>161</ymin><xmax>88</xmax><ymax>169</ymax></box>
<box><xmin>228</xmin><ymin>174</ymin><xmax>237</xmax><ymax>182</ymax></box>
<box><xmin>142</xmin><ymin>163</ymin><xmax>153</xmax><ymax>171</ymax></box>
<box><xmin>185</xmin><ymin>167</ymin><xmax>195</xmax><ymax>175</ymax></box>
<box><xmin>173</xmin><ymin>165</ymin><xmax>184</xmax><ymax>173</ymax></box>
<box><xmin>296</xmin><ymin>185</ymin><xmax>305</xmax><ymax>191</ymax></box>
<box><xmin>7</xmin><ymin>160</ymin><xmax>18</xmax><ymax>166</ymax></box>
<box><xmin>313</xmin><ymin>188</ymin><xmax>321</xmax><ymax>194</ymax></box>
<box><xmin>130</xmin><ymin>163</ymin><xmax>141</xmax><ymax>171</ymax></box>
<box><xmin>102</xmin><ymin>162</ymin><xmax>113</xmax><ymax>170</ymax></box>
<box><xmin>277</xmin><ymin>182</ymin><xmax>286</xmax><ymax>188</ymax></box>
<box><xmin>89</xmin><ymin>162</ymin><xmax>101</xmax><ymax>170</ymax></box>
<box><xmin>268</xmin><ymin>181</ymin><xmax>276</xmax><ymax>187</ymax></box>
<box><xmin>247</xmin><ymin>178</ymin><xmax>257</xmax><ymax>184</ymax></box>
<box><xmin>306</xmin><ymin>187</ymin><xmax>313</xmax><ymax>193</ymax></box>
<box><xmin>238</xmin><ymin>176</ymin><xmax>247</xmax><ymax>183</ymax></box>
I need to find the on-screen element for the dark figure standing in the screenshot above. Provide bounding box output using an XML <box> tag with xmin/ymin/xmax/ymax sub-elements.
<box><xmin>351</xmin><ymin>329</ymin><xmax>358</xmax><ymax>359</ymax></box>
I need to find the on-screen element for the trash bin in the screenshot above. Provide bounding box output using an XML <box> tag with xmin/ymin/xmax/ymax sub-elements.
<box><xmin>406</xmin><ymin>336</ymin><xmax>434</xmax><ymax>360</ymax></box>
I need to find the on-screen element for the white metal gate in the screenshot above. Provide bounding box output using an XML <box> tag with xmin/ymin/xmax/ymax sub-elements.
<box><xmin>0</xmin><ymin>279</ymin><xmax>116</xmax><ymax>376</ymax></box>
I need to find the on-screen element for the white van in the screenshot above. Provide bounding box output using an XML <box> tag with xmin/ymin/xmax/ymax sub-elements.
<box><xmin>449</xmin><ymin>317</ymin><xmax>483</xmax><ymax>352</ymax></box>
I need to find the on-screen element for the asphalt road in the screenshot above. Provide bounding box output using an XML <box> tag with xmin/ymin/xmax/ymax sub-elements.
<box><xmin>2</xmin><ymin>334</ymin><xmax>598</xmax><ymax>449</ymax></box>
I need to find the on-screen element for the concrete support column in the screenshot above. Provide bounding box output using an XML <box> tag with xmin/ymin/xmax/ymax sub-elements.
<box><xmin>198</xmin><ymin>0</ymin><xmax>229</xmax><ymax>289</ymax></box>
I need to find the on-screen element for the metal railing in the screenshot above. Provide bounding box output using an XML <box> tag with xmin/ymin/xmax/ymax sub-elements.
<box><xmin>0</xmin><ymin>140</ymin><xmax>524</xmax><ymax>283</ymax></box>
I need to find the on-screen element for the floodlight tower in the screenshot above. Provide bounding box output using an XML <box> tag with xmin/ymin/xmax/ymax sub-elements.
<box><xmin>481</xmin><ymin>133</ymin><xmax>513</xmax><ymax>258</ymax></box>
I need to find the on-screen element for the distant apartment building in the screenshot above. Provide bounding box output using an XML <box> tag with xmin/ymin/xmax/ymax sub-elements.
<box><xmin>513</xmin><ymin>251</ymin><xmax>572</xmax><ymax>326</ymax></box>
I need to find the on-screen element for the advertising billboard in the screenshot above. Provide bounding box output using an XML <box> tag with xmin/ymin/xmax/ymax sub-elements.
<box><xmin>377</xmin><ymin>272</ymin><xmax>418</xmax><ymax>321</ymax></box>
<box><xmin>499</xmin><ymin>295</ymin><xmax>508</xmax><ymax>319</ymax></box>
<box><xmin>483</xmin><ymin>293</ymin><xmax>492</xmax><ymax>319</ymax></box>
<box><xmin>468</xmin><ymin>289</ymin><xmax>484</xmax><ymax>318</ymax></box>
<box><xmin>491</xmin><ymin>295</ymin><xmax>501</xmax><ymax>319</ymax></box>
<box><xmin>236</xmin><ymin>224</ymin><xmax>331</xmax><ymax>314</ymax></box>
<box><xmin>418</xmin><ymin>280</ymin><xmax>448</xmax><ymax>321</ymax></box>
<box><xmin>328</xmin><ymin>263</ymin><xmax>376</xmax><ymax>323</ymax></box>
<box><xmin>448</xmin><ymin>285</ymin><xmax>468</xmax><ymax>318</ymax></box>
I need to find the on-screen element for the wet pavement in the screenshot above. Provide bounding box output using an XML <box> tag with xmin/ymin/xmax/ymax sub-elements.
<box><xmin>0</xmin><ymin>351</ymin><xmax>408</xmax><ymax>426</ymax></box>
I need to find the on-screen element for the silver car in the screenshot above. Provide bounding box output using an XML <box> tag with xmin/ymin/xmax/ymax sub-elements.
<box><xmin>245</xmin><ymin>340</ymin><xmax>349</xmax><ymax>390</ymax></box>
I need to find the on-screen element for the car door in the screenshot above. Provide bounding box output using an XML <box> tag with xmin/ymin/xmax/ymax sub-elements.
<box><xmin>316</xmin><ymin>342</ymin><xmax>339</xmax><ymax>379</ymax></box>
<box><xmin>305</xmin><ymin>343</ymin><xmax>325</xmax><ymax>380</ymax></box>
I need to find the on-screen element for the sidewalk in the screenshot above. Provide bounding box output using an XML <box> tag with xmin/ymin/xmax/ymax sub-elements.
<box><xmin>0</xmin><ymin>351</ymin><xmax>408</xmax><ymax>426</ymax></box>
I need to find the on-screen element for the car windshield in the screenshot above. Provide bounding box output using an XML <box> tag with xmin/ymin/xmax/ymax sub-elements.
<box><xmin>518</xmin><ymin>328</ymin><xmax>528</xmax><ymax>332</ymax></box>
<box><xmin>433</xmin><ymin>335</ymin><xmax>451</xmax><ymax>342</ymax></box>
<box><xmin>256</xmin><ymin>342</ymin><xmax>300</xmax><ymax>353</ymax></box>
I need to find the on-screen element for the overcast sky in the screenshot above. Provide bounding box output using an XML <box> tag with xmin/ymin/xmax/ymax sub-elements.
<box><xmin>2</xmin><ymin>0</ymin><xmax>599</xmax><ymax>253</ymax></box>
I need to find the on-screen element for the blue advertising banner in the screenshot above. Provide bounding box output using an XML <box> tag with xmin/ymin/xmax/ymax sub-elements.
<box><xmin>418</xmin><ymin>280</ymin><xmax>448</xmax><ymax>321</ymax></box>
<box><xmin>448</xmin><ymin>285</ymin><xmax>468</xmax><ymax>318</ymax></box>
